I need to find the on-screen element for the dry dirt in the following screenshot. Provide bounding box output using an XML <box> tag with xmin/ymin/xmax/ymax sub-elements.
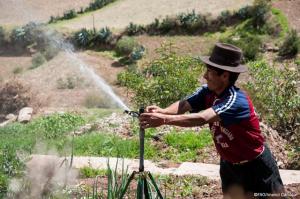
<box><xmin>273</xmin><ymin>0</ymin><xmax>300</xmax><ymax>33</ymax></box>
<box><xmin>54</xmin><ymin>0</ymin><xmax>254</xmax><ymax>31</ymax></box>
<box><xmin>0</xmin><ymin>0</ymin><xmax>92</xmax><ymax>26</ymax></box>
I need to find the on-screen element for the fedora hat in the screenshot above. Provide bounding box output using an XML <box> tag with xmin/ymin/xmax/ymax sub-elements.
<box><xmin>200</xmin><ymin>43</ymin><xmax>247</xmax><ymax>73</ymax></box>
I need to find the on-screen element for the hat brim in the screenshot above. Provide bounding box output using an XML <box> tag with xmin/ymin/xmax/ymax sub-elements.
<box><xmin>199</xmin><ymin>56</ymin><xmax>247</xmax><ymax>73</ymax></box>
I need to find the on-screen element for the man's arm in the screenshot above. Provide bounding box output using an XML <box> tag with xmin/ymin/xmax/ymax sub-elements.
<box><xmin>140</xmin><ymin>108</ymin><xmax>220</xmax><ymax>128</ymax></box>
<box><xmin>146</xmin><ymin>100</ymin><xmax>191</xmax><ymax>115</ymax></box>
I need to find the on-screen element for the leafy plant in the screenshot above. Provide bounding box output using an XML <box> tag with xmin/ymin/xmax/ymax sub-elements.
<box><xmin>0</xmin><ymin>26</ymin><xmax>5</xmax><ymax>47</ymax></box>
<box><xmin>118</xmin><ymin>43</ymin><xmax>203</xmax><ymax>108</ymax></box>
<box><xmin>115</xmin><ymin>36</ymin><xmax>138</xmax><ymax>56</ymax></box>
<box><xmin>74</xmin><ymin>28</ymin><xmax>93</xmax><ymax>48</ymax></box>
<box><xmin>63</xmin><ymin>9</ymin><xmax>77</xmax><ymax>20</ymax></box>
<box><xmin>126</xmin><ymin>22</ymin><xmax>145</xmax><ymax>36</ymax></box>
<box><xmin>278</xmin><ymin>29</ymin><xmax>300</xmax><ymax>58</ymax></box>
<box><xmin>30</xmin><ymin>52</ymin><xmax>46</xmax><ymax>69</ymax></box>
<box><xmin>95</xmin><ymin>27</ymin><xmax>112</xmax><ymax>44</ymax></box>
<box><xmin>245</xmin><ymin>60</ymin><xmax>300</xmax><ymax>138</ymax></box>
<box><xmin>13</xmin><ymin>67</ymin><xmax>23</xmax><ymax>74</ymax></box>
<box><xmin>251</xmin><ymin>0</ymin><xmax>271</xmax><ymax>29</ymax></box>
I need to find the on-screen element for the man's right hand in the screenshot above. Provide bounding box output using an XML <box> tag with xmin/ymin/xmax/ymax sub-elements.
<box><xmin>145</xmin><ymin>105</ymin><xmax>165</xmax><ymax>113</ymax></box>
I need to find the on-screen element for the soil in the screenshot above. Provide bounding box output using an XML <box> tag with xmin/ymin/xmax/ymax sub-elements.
<box><xmin>273</xmin><ymin>0</ymin><xmax>300</xmax><ymax>33</ymax></box>
<box><xmin>55</xmin><ymin>0</ymin><xmax>254</xmax><ymax>31</ymax></box>
<box><xmin>0</xmin><ymin>0</ymin><xmax>92</xmax><ymax>26</ymax></box>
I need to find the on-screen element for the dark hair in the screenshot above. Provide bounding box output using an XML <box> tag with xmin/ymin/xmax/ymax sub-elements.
<box><xmin>207</xmin><ymin>65</ymin><xmax>239</xmax><ymax>85</ymax></box>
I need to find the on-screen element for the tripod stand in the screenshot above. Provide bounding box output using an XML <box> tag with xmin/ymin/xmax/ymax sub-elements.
<box><xmin>121</xmin><ymin>109</ymin><xmax>163</xmax><ymax>199</ymax></box>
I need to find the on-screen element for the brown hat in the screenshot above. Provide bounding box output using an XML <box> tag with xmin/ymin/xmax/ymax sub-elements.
<box><xmin>200</xmin><ymin>43</ymin><xmax>247</xmax><ymax>73</ymax></box>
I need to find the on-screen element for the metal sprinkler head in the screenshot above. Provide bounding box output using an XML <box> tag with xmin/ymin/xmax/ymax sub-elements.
<box><xmin>124</xmin><ymin>107</ymin><xmax>145</xmax><ymax>118</ymax></box>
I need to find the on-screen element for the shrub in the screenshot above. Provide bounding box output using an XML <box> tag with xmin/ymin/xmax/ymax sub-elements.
<box><xmin>220</xmin><ymin>31</ymin><xmax>262</xmax><ymax>61</ymax></box>
<box><xmin>56</xmin><ymin>77</ymin><xmax>79</xmax><ymax>89</ymax></box>
<box><xmin>117</xmin><ymin>43</ymin><xmax>203</xmax><ymax>108</ymax></box>
<box><xmin>43</xmin><ymin>44</ymin><xmax>60</xmax><ymax>60</ymax></box>
<box><xmin>0</xmin><ymin>81</ymin><xmax>30</xmax><ymax>115</ymax></box>
<box><xmin>63</xmin><ymin>9</ymin><xmax>77</xmax><ymax>20</ymax></box>
<box><xmin>158</xmin><ymin>16</ymin><xmax>178</xmax><ymax>34</ymax></box>
<box><xmin>74</xmin><ymin>28</ymin><xmax>93</xmax><ymax>48</ymax></box>
<box><xmin>126</xmin><ymin>22</ymin><xmax>145</xmax><ymax>36</ymax></box>
<box><xmin>251</xmin><ymin>0</ymin><xmax>271</xmax><ymax>29</ymax></box>
<box><xmin>0</xmin><ymin>26</ymin><xmax>5</xmax><ymax>46</ymax></box>
<box><xmin>84</xmin><ymin>93</ymin><xmax>113</xmax><ymax>108</ymax></box>
<box><xmin>95</xmin><ymin>27</ymin><xmax>112</xmax><ymax>45</ymax></box>
<box><xmin>278</xmin><ymin>29</ymin><xmax>300</xmax><ymax>58</ymax></box>
<box><xmin>30</xmin><ymin>52</ymin><xmax>46</xmax><ymax>69</ymax></box>
<box><xmin>245</xmin><ymin>60</ymin><xmax>300</xmax><ymax>138</ymax></box>
<box><xmin>10</xmin><ymin>27</ymin><xmax>27</xmax><ymax>49</ymax></box>
<box><xmin>13</xmin><ymin>67</ymin><xmax>23</xmax><ymax>74</ymax></box>
<box><xmin>115</xmin><ymin>36</ymin><xmax>138</xmax><ymax>56</ymax></box>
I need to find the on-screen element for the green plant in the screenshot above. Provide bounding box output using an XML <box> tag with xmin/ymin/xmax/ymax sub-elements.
<box><xmin>251</xmin><ymin>0</ymin><xmax>271</xmax><ymax>29</ymax></box>
<box><xmin>80</xmin><ymin>167</ymin><xmax>107</xmax><ymax>178</ymax></box>
<box><xmin>126</xmin><ymin>23</ymin><xmax>145</xmax><ymax>36</ymax></box>
<box><xmin>30</xmin><ymin>52</ymin><xmax>46</xmax><ymax>69</ymax></box>
<box><xmin>220</xmin><ymin>30</ymin><xmax>262</xmax><ymax>61</ymax></box>
<box><xmin>84</xmin><ymin>93</ymin><xmax>113</xmax><ymax>108</ymax></box>
<box><xmin>13</xmin><ymin>67</ymin><xmax>23</xmax><ymax>74</ymax></box>
<box><xmin>0</xmin><ymin>26</ymin><xmax>5</xmax><ymax>46</ymax></box>
<box><xmin>245</xmin><ymin>60</ymin><xmax>300</xmax><ymax>137</ymax></box>
<box><xmin>118</xmin><ymin>43</ymin><xmax>203</xmax><ymax>108</ymax></box>
<box><xmin>43</xmin><ymin>44</ymin><xmax>60</xmax><ymax>60</ymax></box>
<box><xmin>271</xmin><ymin>8</ymin><xmax>289</xmax><ymax>37</ymax></box>
<box><xmin>278</xmin><ymin>29</ymin><xmax>300</xmax><ymax>58</ymax></box>
<box><xmin>74</xmin><ymin>28</ymin><xmax>93</xmax><ymax>48</ymax></box>
<box><xmin>95</xmin><ymin>27</ymin><xmax>112</xmax><ymax>44</ymax></box>
<box><xmin>115</xmin><ymin>36</ymin><xmax>138</xmax><ymax>56</ymax></box>
<box><xmin>63</xmin><ymin>9</ymin><xmax>77</xmax><ymax>20</ymax></box>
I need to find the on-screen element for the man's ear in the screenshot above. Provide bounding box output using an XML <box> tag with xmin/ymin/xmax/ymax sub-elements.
<box><xmin>221</xmin><ymin>71</ymin><xmax>230</xmax><ymax>81</ymax></box>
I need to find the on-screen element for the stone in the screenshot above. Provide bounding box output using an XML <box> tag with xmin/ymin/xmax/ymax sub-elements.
<box><xmin>18</xmin><ymin>107</ymin><xmax>33</xmax><ymax>123</ymax></box>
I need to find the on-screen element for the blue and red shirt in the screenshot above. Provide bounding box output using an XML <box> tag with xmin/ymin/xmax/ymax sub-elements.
<box><xmin>186</xmin><ymin>84</ymin><xmax>264</xmax><ymax>163</ymax></box>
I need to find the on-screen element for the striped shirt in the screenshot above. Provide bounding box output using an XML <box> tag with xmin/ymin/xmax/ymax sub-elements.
<box><xmin>186</xmin><ymin>85</ymin><xmax>264</xmax><ymax>163</ymax></box>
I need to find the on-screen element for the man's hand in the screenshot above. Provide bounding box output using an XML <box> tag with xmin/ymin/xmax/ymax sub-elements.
<box><xmin>139</xmin><ymin>112</ymin><xmax>166</xmax><ymax>129</ymax></box>
<box><xmin>145</xmin><ymin>105</ymin><xmax>165</xmax><ymax>113</ymax></box>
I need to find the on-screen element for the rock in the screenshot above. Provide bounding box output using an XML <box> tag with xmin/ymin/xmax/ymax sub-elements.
<box><xmin>18</xmin><ymin>107</ymin><xmax>33</xmax><ymax>123</ymax></box>
<box><xmin>0</xmin><ymin>113</ymin><xmax>18</xmax><ymax>127</ymax></box>
<box><xmin>5</xmin><ymin>113</ymin><xmax>17</xmax><ymax>121</ymax></box>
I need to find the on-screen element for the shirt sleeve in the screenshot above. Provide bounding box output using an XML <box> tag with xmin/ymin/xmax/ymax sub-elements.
<box><xmin>212</xmin><ymin>88</ymin><xmax>250</xmax><ymax>125</ymax></box>
<box><xmin>185</xmin><ymin>85</ymin><xmax>208</xmax><ymax>113</ymax></box>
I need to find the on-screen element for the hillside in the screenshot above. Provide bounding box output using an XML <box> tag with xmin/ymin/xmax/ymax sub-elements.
<box><xmin>52</xmin><ymin>0</ymin><xmax>254</xmax><ymax>31</ymax></box>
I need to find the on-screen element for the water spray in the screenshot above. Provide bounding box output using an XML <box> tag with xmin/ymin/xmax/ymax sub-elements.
<box><xmin>122</xmin><ymin>108</ymin><xmax>163</xmax><ymax>199</ymax></box>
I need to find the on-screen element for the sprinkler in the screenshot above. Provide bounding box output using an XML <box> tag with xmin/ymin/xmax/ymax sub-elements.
<box><xmin>121</xmin><ymin>108</ymin><xmax>163</xmax><ymax>199</ymax></box>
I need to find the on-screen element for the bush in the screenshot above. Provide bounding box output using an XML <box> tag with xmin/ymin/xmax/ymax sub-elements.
<box><xmin>63</xmin><ymin>9</ymin><xmax>77</xmax><ymax>20</ymax></box>
<box><xmin>117</xmin><ymin>43</ymin><xmax>203</xmax><ymax>108</ymax></box>
<box><xmin>84</xmin><ymin>93</ymin><xmax>114</xmax><ymax>108</ymax></box>
<box><xmin>94</xmin><ymin>27</ymin><xmax>112</xmax><ymax>45</ymax></box>
<box><xmin>56</xmin><ymin>77</ymin><xmax>80</xmax><ymax>89</ymax></box>
<box><xmin>278</xmin><ymin>29</ymin><xmax>300</xmax><ymax>58</ymax></box>
<box><xmin>115</xmin><ymin>36</ymin><xmax>138</xmax><ymax>56</ymax></box>
<box><xmin>245</xmin><ymin>60</ymin><xmax>300</xmax><ymax>138</ymax></box>
<box><xmin>0</xmin><ymin>26</ymin><xmax>5</xmax><ymax>46</ymax></box>
<box><xmin>43</xmin><ymin>44</ymin><xmax>60</xmax><ymax>60</ymax></box>
<box><xmin>126</xmin><ymin>22</ymin><xmax>145</xmax><ymax>36</ymax></box>
<box><xmin>251</xmin><ymin>0</ymin><xmax>271</xmax><ymax>29</ymax></box>
<box><xmin>0</xmin><ymin>81</ymin><xmax>30</xmax><ymax>115</ymax></box>
<box><xmin>13</xmin><ymin>67</ymin><xmax>23</xmax><ymax>74</ymax></box>
<box><xmin>220</xmin><ymin>31</ymin><xmax>262</xmax><ymax>61</ymax></box>
<box><xmin>30</xmin><ymin>52</ymin><xmax>46</xmax><ymax>69</ymax></box>
<box><xmin>74</xmin><ymin>28</ymin><xmax>93</xmax><ymax>48</ymax></box>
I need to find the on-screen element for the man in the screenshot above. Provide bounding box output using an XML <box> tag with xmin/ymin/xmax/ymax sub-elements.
<box><xmin>139</xmin><ymin>43</ymin><xmax>285</xmax><ymax>198</ymax></box>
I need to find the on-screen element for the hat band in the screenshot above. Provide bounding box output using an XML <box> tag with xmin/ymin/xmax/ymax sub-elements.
<box><xmin>209</xmin><ymin>55</ymin><xmax>240</xmax><ymax>67</ymax></box>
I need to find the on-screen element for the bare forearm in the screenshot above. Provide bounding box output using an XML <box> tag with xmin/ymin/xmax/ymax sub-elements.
<box><xmin>164</xmin><ymin>113</ymin><xmax>207</xmax><ymax>127</ymax></box>
<box><xmin>162</xmin><ymin>100</ymin><xmax>191</xmax><ymax>115</ymax></box>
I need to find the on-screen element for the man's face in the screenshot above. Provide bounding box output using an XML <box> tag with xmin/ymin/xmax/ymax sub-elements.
<box><xmin>203</xmin><ymin>66</ymin><xmax>228</xmax><ymax>93</ymax></box>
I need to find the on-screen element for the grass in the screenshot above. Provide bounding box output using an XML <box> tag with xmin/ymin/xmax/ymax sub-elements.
<box><xmin>271</xmin><ymin>8</ymin><xmax>289</xmax><ymax>37</ymax></box>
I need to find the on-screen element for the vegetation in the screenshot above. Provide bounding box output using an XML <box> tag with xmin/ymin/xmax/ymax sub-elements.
<box><xmin>118</xmin><ymin>43</ymin><xmax>203</xmax><ymax>108</ymax></box>
<box><xmin>278</xmin><ymin>29</ymin><xmax>300</xmax><ymax>58</ymax></box>
<box><xmin>49</xmin><ymin>0</ymin><xmax>117</xmax><ymax>23</ymax></box>
<box><xmin>30</xmin><ymin>52</ymin><xmax>47</xmax><ymax>69</ymax></box>
<box><xmin>271</xmin><ymin>8</ymin><xmax>289</xmax><ymax>37</ymax></box>
<box><xmin>0</xmin><ymin>26</ymin><xmax>5</xmax><ymax>47</ymax></box>
<box><xmin>245</xmin><ymin>60</ymin><xmax>300</xmax><ymax>140</ymax></box>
